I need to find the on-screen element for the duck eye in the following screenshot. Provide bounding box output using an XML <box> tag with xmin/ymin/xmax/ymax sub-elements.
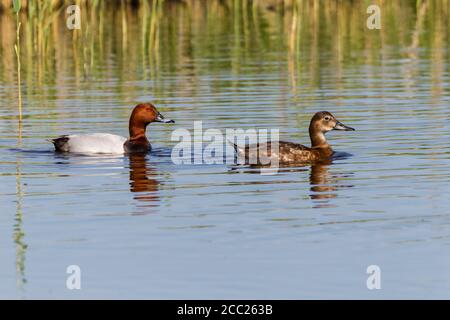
<box><xmin>324</xmin><ymin>116</ymin><xmax>330</xmax><ymax>121</ymax></box>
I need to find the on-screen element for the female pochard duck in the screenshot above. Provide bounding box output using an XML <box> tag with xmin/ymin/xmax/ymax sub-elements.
<box><xmin>234</xmin><ymin>111</ymin><xmax>354</xmax><ymax>164</ymax></box>
<box><xmin>51</xmin><ymin>103</ymin><xmax>174</xmax><ymax>154</ymax></box>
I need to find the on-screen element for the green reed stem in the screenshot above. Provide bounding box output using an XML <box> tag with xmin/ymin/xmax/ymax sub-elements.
<box><xmin>13</xmin><ymin>0</ymin><xmax>22</xmax><ymax>125</ymax></box>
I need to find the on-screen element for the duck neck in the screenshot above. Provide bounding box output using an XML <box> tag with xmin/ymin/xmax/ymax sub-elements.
<box><xmin>309</xmin><ymin>126</ymin><xmax>330</xmax><ymax>149</ymax></box>
<box><xmin>129</xmin><ymin>119</ymin><xmax>149</xmax><ymax>141</ymax></box>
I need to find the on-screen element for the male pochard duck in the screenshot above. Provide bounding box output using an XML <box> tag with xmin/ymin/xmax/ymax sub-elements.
<box><xmin>234</xmin><ymin>111</ymin><xmax>354</xmax><ymax>164</ymax></box>
<box><xmin>51</xmin><ymin>103</ymin><xmax>174</xmax><ymax>154</ymax></box>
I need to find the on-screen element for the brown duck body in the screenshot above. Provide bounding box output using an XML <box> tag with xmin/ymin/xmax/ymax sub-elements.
<box><xmin>234</xmin><ymin>111</ymin><xmax>354</xmax><ymax>165</ymax></box>
<box><xmin>237</xmin><ymin>141</ymin><xmax>334</xmax><ymax>163</ymax></box>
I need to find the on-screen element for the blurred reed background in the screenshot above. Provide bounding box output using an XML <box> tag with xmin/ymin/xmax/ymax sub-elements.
<box><xmin>0</xmin><ymin>0</ymin><xmax>448</xmax><ymax>107</ymax></box>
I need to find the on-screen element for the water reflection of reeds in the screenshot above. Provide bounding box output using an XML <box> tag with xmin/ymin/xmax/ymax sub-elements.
<box><xmin>0</xmin><ymin>1</ymin><xmax>448</xmax><ymax>103</ymax></box>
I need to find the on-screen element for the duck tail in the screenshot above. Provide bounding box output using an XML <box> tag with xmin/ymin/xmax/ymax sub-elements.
<box><xmin>226</xmin><ymin>139</ymin><xmax>245</xmax><ymax>155</ymax></box>
<box><xmin>49</xmin><ymin>135</ymin><xmax>70</xmax><ymax>152</ymax></box>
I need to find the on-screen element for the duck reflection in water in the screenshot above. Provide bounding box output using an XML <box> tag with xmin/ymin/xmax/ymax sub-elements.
<box><xmin>308</xmin><ymin>159</ymin><xmax>353</xmax><ymax>208</ymax></box>
<box><xmin>128</xmin><ymin>153</ymin><xmax>160</xmax><ymax>207</ymax></box>
<box><xmin>230</xmin><ymin>156</ymin><xmax>353</xmax><ymax>207</ymax></box>
<box><xmin>310</xmin><ymin>160</ymin><xmax>337</xmax><ymax>200</ymax></box>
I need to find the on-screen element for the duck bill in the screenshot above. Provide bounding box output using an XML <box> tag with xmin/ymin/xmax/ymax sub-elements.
<box><xmin>333</xmin><ymin>121</ymin><xmax>354</xmax><ymax>131</ymax></box>
<box><xmin>155</xmin><ymin>112</ymin><xmax>175</xmax><ymax>124</ymax></box>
